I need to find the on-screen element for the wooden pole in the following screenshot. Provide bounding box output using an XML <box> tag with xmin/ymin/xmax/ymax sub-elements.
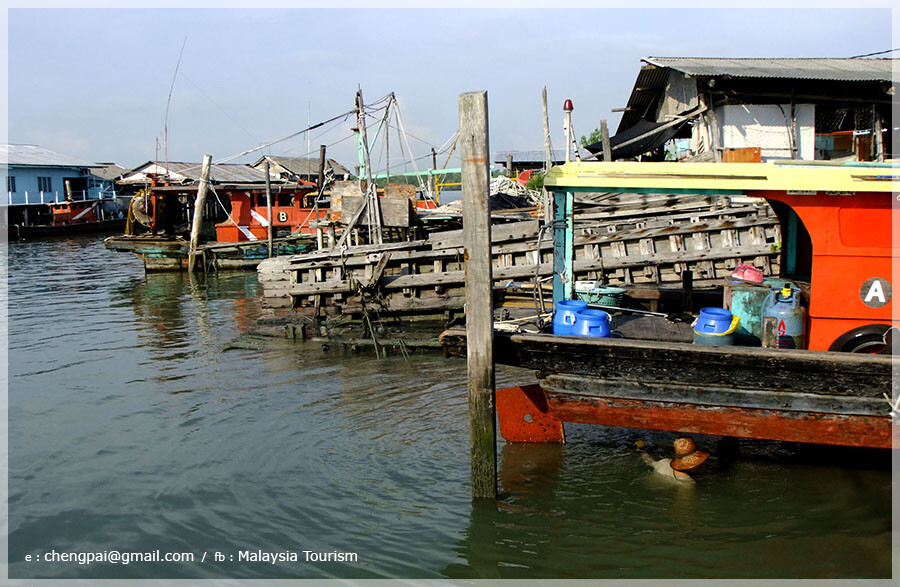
<box><xmin>265</xmin><ymin>159</ymin><xmax>274</xmax><ymax>258</ymax></box>
<box><xmin>459</xmin><ymin>90</ymin><xmax>496</xmax><ymax>500</ymax></box>
<box><xmin>317</xmin><ymin>145</ymin><xmax>327</xmax><ymax>194</ymax></box>
<box><xmin>356</xmin><ymin>89</ymin><xmax>382</xmax><ymax>245</ymax></box>
<box><xmin>600</xmin><ymin>119</ymin><xmax>612</xmax><ymax>162</ymax></box>
<box><xmin>542</xmin><ymin>87</ymin><xmax>553</xmax><ymax>172</ymax></box>
<box><xmin>506</xmin><ymin>154</ymin><xmax>514</xmax><ymax>178</ymax></box>
<box><xmin>541</xmin><ymin>86</ymin><xmax>553</xmax><ymax>226</ymax></box>
<box><xmin>188</xmin><ymin>154</ymin><xmax>212</xmax><ymax>273</ymax></box>
<box><xmin>873</xmin><ymin>106</ymin><xmax>884</xmax><ymax>162</ymax></box>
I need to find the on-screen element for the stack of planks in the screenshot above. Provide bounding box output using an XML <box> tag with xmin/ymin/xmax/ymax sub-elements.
<box><xmin>258</xmin><ymin>194</ymin><xmax>781</xmax><ymax>317</ymax></box>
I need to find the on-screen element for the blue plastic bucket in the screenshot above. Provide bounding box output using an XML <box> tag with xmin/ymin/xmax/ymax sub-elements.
<box><xmin>572</xmin><ymin>309</ymin><xmax>611</xmax><ymax>338</ymax></box>
<box><xmin>694</xmin><ymin>307</ymin><xmax>734</xmax><ymax>334</ymax></box>
<box><xmin>553</xmin><ymin>299</ymin><xmax>588</xmax><ymax>335</ymax></box>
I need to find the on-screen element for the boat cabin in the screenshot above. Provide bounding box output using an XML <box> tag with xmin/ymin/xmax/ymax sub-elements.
<box><xmin>214</xmin><ymin>182</ymin><xmax>324</xmax><ymax>242</ymax></box>
<box><xmin>544</xmin><ymin>160</ymin><xmax>897</xmax><ymax>353</ymax></box>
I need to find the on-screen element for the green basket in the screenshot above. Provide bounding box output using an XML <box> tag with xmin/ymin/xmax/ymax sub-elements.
<box><xmin>596</xmin><ymin>286</ymin><xmax>626</xmax><ymax>307</ymax></box>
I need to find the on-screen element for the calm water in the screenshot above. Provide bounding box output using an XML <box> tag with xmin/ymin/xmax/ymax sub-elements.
<box><xmin>4</xmin><ymin>235</ymin><xmax>894</xmax><ymax>580</ymax></box>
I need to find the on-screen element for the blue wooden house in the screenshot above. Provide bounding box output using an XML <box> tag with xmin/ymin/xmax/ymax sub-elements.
<box><xmin>2</xmin><ymin>144</ymin><xmax>126</xmax><ymax>235</ymax></box>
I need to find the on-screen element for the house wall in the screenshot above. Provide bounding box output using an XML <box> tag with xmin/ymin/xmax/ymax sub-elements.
<box><xmin>2</xmin><ymin>165</ymin><xmax>113</xmax><ymax>205</ymax></box>
<box><xmin>656</xmin><ymin>71</ymin><xmax>699</xmax><ymax>121</ymax></box>
<box><xmin>717</xmin><ymin>104</ymin><xmax>815</xmax><ymax>161</ymax></box>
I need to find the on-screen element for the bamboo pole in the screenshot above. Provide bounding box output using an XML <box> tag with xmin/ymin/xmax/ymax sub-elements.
<box><xmin>459</xmin><ymin>90</ymin><xmax>497</xmax><ymax>500</ymax></box>
<box><xmin>265</xmin><ymin>159</ymin><xmax>274</xmax><ymax>258</ymax></box>
<box><xmin>188</xmin><ymin>154</ymin><xmax>212</xmax><ymax>273</ymax></box>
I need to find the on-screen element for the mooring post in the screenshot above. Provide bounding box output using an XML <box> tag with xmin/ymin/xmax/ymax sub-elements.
<box><xmin>188</xmin><ymin>154</ymin><xmax>212</xmax><ymax>273</ymax></box>
<box><xmin>459</xmin><ymin>90</ymin><xmax>497</xmax><ymax>499</ymax></box>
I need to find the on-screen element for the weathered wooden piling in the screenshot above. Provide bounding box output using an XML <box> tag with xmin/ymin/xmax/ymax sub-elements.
<box><xmin>459</xmin><ymin>90</ymin><xmax>497</xmax><ymax>499</ymax></box>
<box><xmin>188</xmin><ymin>154</ymin><xmax>212</xmax><ymax>272</ymax></box>
<box><xmin>600</xmin><ymin>120</ymin><xmax>612</xmax><ymax>162</ymax></box>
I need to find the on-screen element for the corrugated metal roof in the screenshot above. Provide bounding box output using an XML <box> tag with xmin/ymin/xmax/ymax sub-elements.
<box><xmin>617</xmin><ymin>65</ymin><xmax>671</xmax><ymax>133</ymax></box>
<box><xmin>255</xmin><ymin>156</ymin><xmax>353</xmax><ymax>177</ymax></box>
<box><xmin>122</xmin><ymin>161</ymin><xmax>272</xmax><ymax>184</ymax></box>
<box><xmin>90</xmin><ymin>163</ymin><xmax>126</xmax><ymax>181</ymax></box>
<box><xmin>1</xmin><ymin>144</ymin><xmax>97</xmax><ymax>167</ymax></box>
<box><xmin>617</xmin><ymin>56</ymin><xmax>897</xmax><ymax>134</ymax></box>
<box><xmin>643</xmin><ymin>57</ymin><xmax>896</xmax><ymax>82</ymax></box>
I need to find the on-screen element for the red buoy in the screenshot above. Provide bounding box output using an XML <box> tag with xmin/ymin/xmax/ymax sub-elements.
<box><xmin>563</xmin><ymin>99</ymin><xmax>574</xmax><ymax>112</ymax></box>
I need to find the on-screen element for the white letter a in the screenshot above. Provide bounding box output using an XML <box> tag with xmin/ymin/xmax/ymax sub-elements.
<box><xmin>865</xmin><ymin>280</ymin><xmax>886</xmax><ymax>303</ymax></box>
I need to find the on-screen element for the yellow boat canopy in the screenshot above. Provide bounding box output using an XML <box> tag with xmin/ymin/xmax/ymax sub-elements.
<box><xmin>543</xmin><ymin>161</ymin><xmax>897</xmax><ymax>194</ymax></box>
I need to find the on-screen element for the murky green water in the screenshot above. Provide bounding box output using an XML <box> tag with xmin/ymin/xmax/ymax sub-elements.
<box><xmin>4</xmin><ymin>235</ymin><xmax>893</xmax><ymax>579</ymax></box>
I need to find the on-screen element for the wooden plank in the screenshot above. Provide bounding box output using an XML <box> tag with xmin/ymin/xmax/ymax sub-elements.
<box><xmin>287</xmin><ymin>239</ymin><xmax>426</xmax><ymax>263</ymax></box>
<box><xmin>460</xmin><ymin>90</ymin><xmax>496</xmax><ymax>499</ymax></box>
<box><xmin>540</xmin><ymin>373</ymin><xmax>886</xmax><ymax>417</ymax></box>
<box><xmin>365</xmin><ymin>251</ymin><xmax>392</xmax><ymax>289</ymax></box>
<box><xmin>437</xmin><ymin>329</ymin><xmax>893</xmax><ymax>398</ymax></box>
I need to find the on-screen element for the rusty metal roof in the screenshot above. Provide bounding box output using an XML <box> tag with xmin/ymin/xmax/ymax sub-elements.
<box><xmin>643</xmin><ymin>57</ymin><xmax>897</xmax><ymax>82</ymax></box>
<box><xmin>2</xmin><ymin>144</ymin><xmax>97</xmax><ymax>168</ymax></box>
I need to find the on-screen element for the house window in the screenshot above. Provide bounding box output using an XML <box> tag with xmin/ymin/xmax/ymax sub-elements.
<box><xmin>38</xmin><ymin>177</ymin><xmax>52</xmax><ymax>192</ymax></box>
<box><xmin>6</xmin><ymin>176</ymin><xmax>15</xmax><ymax>193</ymax></box>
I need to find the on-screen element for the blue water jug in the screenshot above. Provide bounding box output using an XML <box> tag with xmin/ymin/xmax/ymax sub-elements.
<box><xmin>694</xmin><ymin>307</ymin><xmax>734</xmax><ymax>334</ymax></box>
<box><xmin>553</xmin><ymin>299</ymin><xmax>588</xmax><ymax>335</ymax></box>
<box><xmin>572</xmin><ymin>309</ymin><xmax>611</xmax><ymax>338</ymax></box>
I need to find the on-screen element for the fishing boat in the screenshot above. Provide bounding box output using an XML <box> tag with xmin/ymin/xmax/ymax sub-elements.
<box><xmin>9</xmin><ymin>199</ymin><xmax>125</xmax><ymax>239</ymax></box>
<box><xmin>105</xmin><ymin>90</ymin><xmax>450</xmax><ymax>272</ymax></box>
<box><xmin>104</xmin><ymin>177</ymin><xmax>322</xmax><ymax>271</ymax></box>
<box><xmin>441</xmin><ymin>160</ymin><xmax>897</xmax><ymax>449</ymax></box>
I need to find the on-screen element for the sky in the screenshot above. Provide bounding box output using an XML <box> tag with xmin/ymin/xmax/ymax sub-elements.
<box><xmin>2</xmin><ymin>7</ymin><xmax>896</xmax><ymax>173</ymax></box>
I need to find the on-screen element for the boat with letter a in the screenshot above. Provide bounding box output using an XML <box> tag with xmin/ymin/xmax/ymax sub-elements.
<box><xmin>441</xmin><ymin>160</ymin><xmax>897</xmax><ymax>448</ymax></box>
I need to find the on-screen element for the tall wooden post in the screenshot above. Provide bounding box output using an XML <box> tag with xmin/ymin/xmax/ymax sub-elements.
<box><xmin>873</xmin><ymin>107</ymin><xmax>884</xmax><ymax>162</ymax></box>
<box><xmin>317</xmin><ymin>145</ymin><xmax>327</xmax><ymax>194</ymax></box>
<box><xmin>188</xmin><ymin>154</ymin><xmax>212</xmax><ymax>273</ymax></box>
<box><xmin>459</xmin><ymin>90</ymin><xmax>496</xmax><ymax>499</ymax></box>
<box><xmin>356</xmin><ymin>89</ymin><xmax>382</xmax><ymax>245</ymax></box>
<box><xmin>600</xmin><ymin>119</ymin><xmax>612</xmax><ymax>162</ymax></box>
<box><xmin>541</xmin><ymin>86</ymin><xmax>553</xmax><ymax>226</ymax></box>
<box><xmin>265</xmin><ymin>159</ymin><xmax>274</xmax><ymax>258</ymax></box>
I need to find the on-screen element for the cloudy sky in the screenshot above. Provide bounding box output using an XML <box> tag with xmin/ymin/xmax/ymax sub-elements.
<box><xmin>3</xmin><ymin>7</ymin><xmax>895</xmax><ymax>171</ymax></box>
